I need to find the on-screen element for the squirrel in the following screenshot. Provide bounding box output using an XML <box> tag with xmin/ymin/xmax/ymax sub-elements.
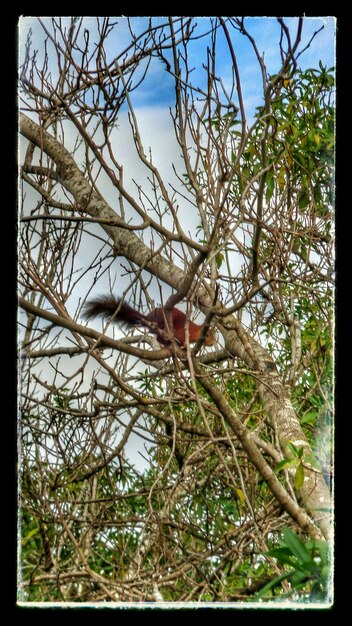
<box><xmin>82</xmin><ymin>295</ymin><xmax>215</xmax><ymax>347</ymax></box>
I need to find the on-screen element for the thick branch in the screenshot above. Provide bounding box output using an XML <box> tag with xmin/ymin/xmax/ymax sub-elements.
<box><xmin>192</xmin><ymin>358</ymin><xmax>323</xmax><ymax>539</ymax></box>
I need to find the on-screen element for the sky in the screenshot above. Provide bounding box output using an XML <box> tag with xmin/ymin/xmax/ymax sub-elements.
<box><xmin>102</xmin><ymin>17</ymin><xmax>335</xmax><ymax>112</ymax></box>
<box><xmin>19</xmin><ymin>16</ymin><xmax>335</xmax><ymax>112</ymax></box>
<box><xmin>19</xmin><ymin>18</ymin><xmax>335</xmax><ymax>177</ymax></box>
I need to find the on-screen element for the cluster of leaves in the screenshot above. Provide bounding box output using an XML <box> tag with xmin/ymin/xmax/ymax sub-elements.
<box><xmin>274</xmin><ymin>442</ymin><xmax>321</xmax><ymax>491</ymax></box>
<box><xmin>257</xmin><ymin>64</ymin><xmax>334</xmax><ymax>213</ymax></box>
<box><xmin>256</xmin><ymin>527</ymin><xmax>331</xmax><ymax>602</ymax></box>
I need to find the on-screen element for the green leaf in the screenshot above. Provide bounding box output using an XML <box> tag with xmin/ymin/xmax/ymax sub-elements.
<box><xmin>22</xmin><ymin>527</ymin><xmax>40</xmax><ymax>546</ymax></box>
<box><xmin>286</xmin><ymin>442</ymin><xmax>299</xmax><ymax>458</ymax></box>
<box><xmin>215</xmin><ymin>251</ymin><xmax>225</xmax><ymax>269</ymax></box>
<box><xmin>277</xmin><ymin>167</ymin><xmax>286</xmax><ymax>191</ymax></box>
<box><xmin>265</xmin><ymin>171</ymin><xmax>275</xmax><ymax>202</ymax></box>
<box><xmin>300</xmin><ymin>411</ymin><xmax>317</xmax><ymax>425</ymax></box>
<box><xmin>306</xmin><ymin>539</ymin><xmax>329</xmax><ymax>566</ymax></box>
<box><xmin>274</xmin><ymin>458</ymin><xmax>290</xmax><ymax>473</ymax></box>
<box><xmin>294</xmin><ymin>462</ymin><xmax>305</xmax><ymax>490</ymax></box>
<box><xmin>274</xmin><ymin>457</ymin><xmax>298</xmax><ymax>473</ymax></box>
<box><xmin>290</xmin><ymin>570</ymin><xmax>309</xmax><ymax>587</ymax></box>
<box><xmin>282</xmin><ymin>527</ymin><xmax>312</xmax><ymax>563</ymax></box>
<box><xmin>266</xmin><ymin>547</ymin><xmax>292</xmax><ymax>559</ymax></box>
<box><xmin>255</xmin><ymin>571</ymin><xmax>293</xmax><ymax>599</ymax></box>
<box><xmin>235</xmin><ymin>487</ymin><xmax>246</xmax><ymax>507</ymax></box>
<box><xmin>266</xmin><ymin>548</ymin><xmax>299</xmax><ymax>567</ymax></box>
<box><xmin>321</xmin><ymin>565</ymin><xmax>330</xmax><ymax>585</ymax></box>
<box><xmin>299</xmin><ymin>190</ymin><xmax>309</xmax><ymax>210</ymax></box>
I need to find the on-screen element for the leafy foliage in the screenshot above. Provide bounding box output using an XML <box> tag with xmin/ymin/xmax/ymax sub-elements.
<box><xmin>256</xmin><ymin>527</ymin><xmax>331</xmax><ymax>602</ymax></box>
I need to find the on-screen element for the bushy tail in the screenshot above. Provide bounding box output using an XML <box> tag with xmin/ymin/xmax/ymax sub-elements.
<box><xmin>82</xmin><ymin>296</ymin><xmax>143</xmax><ymax>326</ymax></box>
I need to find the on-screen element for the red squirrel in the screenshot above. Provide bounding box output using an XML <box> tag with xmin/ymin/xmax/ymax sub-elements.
<box><xmin>83</xmin><ymin>295</ymin><xmax>215</xmax><ymax>347</ymax></box>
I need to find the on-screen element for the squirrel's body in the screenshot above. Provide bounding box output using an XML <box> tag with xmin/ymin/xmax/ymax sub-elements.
<box><xmin>83</xmin><ymin>296</ymin><xmax>214</xmax><ymax>346</ymax></box>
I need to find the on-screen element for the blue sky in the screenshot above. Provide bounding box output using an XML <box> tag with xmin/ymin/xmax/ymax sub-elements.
<box><xmin>19</xmin><ymin>16</ymin><xmax>336</xmax><ymax>256</ymax></box>
<box><xmin>101</xmin><ymin>16</ymin><xmax>335</xmax><ymax>114</ymax></box>
<box><xmin>20</xmin><ymin>16</ymin><xmax>335</xmax><ymax>117</ymax></box>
